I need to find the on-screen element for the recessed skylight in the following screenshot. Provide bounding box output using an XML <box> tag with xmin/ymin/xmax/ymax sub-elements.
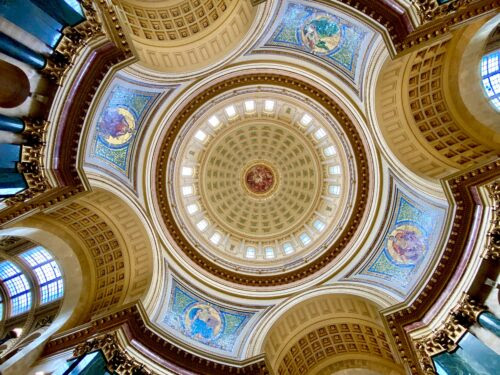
<box><xmin>299</xmin><ymin>232</ymin><xmax>311</xmax><ymax>246</ymax></box>
<box><xmin>182</xmin><ymin>185</ymin><xmax>194</xmax><ymax>196</ymax></box>
<box><xmin>208</xmin><ymin>115</ymin><xmax>220</xmax><ymax>127</ymax></box>
<box><xmin>264</xmin><ymin>100</ymin><xmax>275</xmax><ymax>112</ymax></box>
<box><xmin>283</xmin><ymin>242</ymin><xmax>294</xmax><ymax>255</ymax></box>
<box><xmin>195</xmin><ymin>130</ymin><xmax>207</xmax><ymax>142</ymax></box>
<box><xmin>300</xmin><ymin>113</ymin><xmax>312</xmax><ymax>125</ymax></box>
<box><xmin>314</xmin><ymin>128</ymin><xmax>327</xmax><ymax>140</ymax></box>
<box><xmin>313</xmin><ymin>219</ymin><xmax>326</xmax><ymax>232</ymax></box>
<box><xmin>182</xmin><ymin>167</ymin><xmax>194</xmax><ymax>176</ymax></box>
<box><xmin>324</xmin><ymin>146</ymin><xmax>336</xmax><ymax>157</ymax></box>
<box><xmin>244</xmin><ymin>100</ymin><xmax>255</xmax><ymax>112</ymax></box>
<box><xmin>264</xmin><ymin>247</ymin><xmax>275</xmax><ymax>259</ymax></box>
<box><xmin>329</xmin><ymin>165</ymin><xmax>341</xmax><ymax>175</ymax></box>
<box><xmin>225</xmin><ymin>105</ymin><xmax>236</xmax><ymax>117</ymax></box>
<box><xmin>329</xmin><ymin>185</ymin><xmax>341</xmax><ymax>195</ymax></box>
<box><xmin>187</xmin><ymin>203</ymin><xmax>199</xmax><ymax>214</ymax></box>
<box><xmin>245</xmin><ymin>246</ymin><xmax>256</xmax><ymax>258</ymax></box>
<box><xmin>210</xmin><ymin>232</ymin><xmax>222</xmax><ymax>245</ymax></box>
<box><xmin>196</xmin><ymin>219</ymin><xmax>208</xmax><ymax>231</ymax></box>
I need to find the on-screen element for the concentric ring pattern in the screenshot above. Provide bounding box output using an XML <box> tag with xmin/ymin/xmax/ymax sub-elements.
<box><xmin>166</xmin><ymin>85</ymin><xmax>358</xmax><ymax>276</ymax></box>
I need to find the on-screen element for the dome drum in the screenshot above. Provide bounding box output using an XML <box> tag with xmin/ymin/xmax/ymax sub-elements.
<box><xmin>155</xmin><ymin>72</ymin><xmax>373</xmax><ymax>287</ymax></box>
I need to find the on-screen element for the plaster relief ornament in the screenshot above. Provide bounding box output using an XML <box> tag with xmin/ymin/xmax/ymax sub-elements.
<box><xmin>97</xmin><ymin>107</ymin><xmax>136</xmax><ymax>147</ymax></box>
<box><xmin>387</xmin><ymin>225</ymin><xmax>426</xmax><ymax>265</ymax></box>
<box><xmin>301</xmin><ymin>13</ymin><xmax>341</xmax><ymax>54</ymax></box>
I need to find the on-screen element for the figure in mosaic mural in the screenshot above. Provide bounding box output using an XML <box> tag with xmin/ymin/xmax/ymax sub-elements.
<box><xmin>184</xmin><ymin>303</ymin><xmax>223</xmax><ymax>342</ymax></box>
<box><xmin>245</xmin><ymin>164</ymin><xmax>275</xmax><ymax>194</ymax></box>
<box><xmin>387</xmin><ymin>225</ymin><xmax>425</xmax><ymax>265</ymax></box>
<box><xmin>97</xmin><ymin>106</ymin><xmax>136</xmax><ymax>147</ymax></box>
<box><xmin>301</xmin><ymin>14</ymin><xmax>341</xmax><ymax>54</ymax></box>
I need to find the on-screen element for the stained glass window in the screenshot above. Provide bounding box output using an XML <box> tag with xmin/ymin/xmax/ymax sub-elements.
<box><xmin>20</xmin><ymin>247</ymin><xmax>64</xmax><ymax>305</ymax></box>
<box><xmin>481</xmin><ymin>50</ymin><xmax>500</xmax><ymax>111</ymax></box>
<box><xmin>0</xmin><ymin>261</ymin><xmax>32</xmax><ymax>316</ymax></box>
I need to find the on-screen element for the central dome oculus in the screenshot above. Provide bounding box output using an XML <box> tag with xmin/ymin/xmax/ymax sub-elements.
<box><xmin>243</xmin><ymin>162</ymin><xmax>278</xmax><ymax>196</ymax></box>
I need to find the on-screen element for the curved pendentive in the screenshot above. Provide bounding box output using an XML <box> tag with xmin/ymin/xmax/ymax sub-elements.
<box><xmin>261</xmin><ymin>293</ymin><xmax>405</xmax><ymax>375</ymax></box>
<box><xmin>113</xmin><ymin>0</ymin><xmax>262</xmax><ymax>75</ymax></box>
<box><xmin>374</xmin><ymin>16</ymin><xmax>500</xmax><ymax>181</ymax></box>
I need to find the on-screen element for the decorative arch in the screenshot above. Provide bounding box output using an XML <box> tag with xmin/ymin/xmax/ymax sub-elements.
<box><xmin>258</xmin><ymin>291</ymin><xmax>405</xmax><ymax>375</ymax></box>
<box><xmin>374</xmin><ymin>16</ymin><xmax>500</xmax><ymax>181</ymax></box>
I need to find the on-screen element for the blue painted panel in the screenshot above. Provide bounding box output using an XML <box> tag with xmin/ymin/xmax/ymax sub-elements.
<box><xmin>355</xmin><ymin>185</ymin><xmax>447</xmax><ymax>296</ymax></box>
<box><xmin>91</xmin><ymin>84</ymin><xmax>158</xmax><ymax>175</ymax></box>
<box><xmin>265</xmin><ymin>2</ymin><xmax>367</xmax><ymax>81</ymax></box>
<box><xmin>162</xmin><ymin>280</ymin><xmax>253</xmax><ymax>353</ymax></box>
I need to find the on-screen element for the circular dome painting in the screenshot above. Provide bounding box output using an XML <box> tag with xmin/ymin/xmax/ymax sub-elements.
<box><xmin>387</xmin><ymin>224</ymin><xmax>426</xmax><ymax>265</ymax></box>
<box><xmin>301</xmin><ymin>14</ymin><xmax>341</xmax><ymax>54</ymax></box>
<box><xmin>243</xmin><ymin>162</ymin><xmax>278</xmax><ymax>197</ymax></box>
<box><xmin>184</xmin><ymin>303</ymin><xmax>223</xmax><ymax>342</ymax></box>
<box><xmin>97</xmin><ymin>106</ymin><xmax>136</xmax><ymax>148</ymax></box>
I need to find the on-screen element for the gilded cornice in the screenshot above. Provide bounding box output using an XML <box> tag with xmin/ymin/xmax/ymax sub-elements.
<box><xmin>154</xmin><ymin>73</ymin><xmax>371</xmax><ymax>287</ymax></box>
<box><xmin>0</xmin><ymin>0</ymin><xmax>135</xmax><ymax>226</ymax></box>
<box><xmin>43</xmin><ymin>304</ymin><xmax>269</xmax><ymax>375</ymax></box>
<box><xmin>385</xmin><ymin>159</ymin><xmax>500</xmax><ymax>374</ymax></box>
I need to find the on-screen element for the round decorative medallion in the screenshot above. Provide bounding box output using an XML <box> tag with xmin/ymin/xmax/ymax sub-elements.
<box><xmin>243</xmin><ymin>162</ymin><xmax>277</xmax><ymax>196</ymax></box>
<box><xmin>97</xmin><ymin>106</ymin><xmax>136</xmax><ymax>148</ymax></box>
<box><xmin>183</xmin><ymin>303</ymin><xmax>223</xmax><ymax>342</ymax></box>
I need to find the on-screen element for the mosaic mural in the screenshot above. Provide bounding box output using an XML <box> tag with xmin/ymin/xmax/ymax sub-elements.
<box><xmin>354</xmin><ymin>187</ymin><xmax>446</xmax><ymax>297</ymax></box>
<box><xmin>162</xmin><ymin>281</ymin><xmax>254</xmax><ymax>353</ymax></box>
<box><xmin>91</xmin><ymin>84</ymin><xmax>158</xmax><ymax>176</ymax></box>
<box><xmin>265</xmin><ymin>2</ymin><xmax>368</xmax><ymax>81</ymax></box>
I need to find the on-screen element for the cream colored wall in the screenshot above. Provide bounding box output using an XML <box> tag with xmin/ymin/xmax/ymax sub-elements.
<box><xmin>373</xmin><ymin>17</ymin><xmax>500</xmax><ymax>181</ymax></box>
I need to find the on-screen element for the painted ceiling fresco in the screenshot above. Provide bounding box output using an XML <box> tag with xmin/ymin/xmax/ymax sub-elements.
<box><xmin>349</xmin><ymin>179</ymin><xmax>447</xmax><ymax>299</ymax></box>
<box><xmin>262</xmin><ymin>1</ymin><xmax>374</xmax><ymax>90</ymax></box>
<box><xmin>86</xmin><ymin>74</ymin><xmax>166</xmax><ymax>185</ymax></box>
<box><xmin>161</xmin><ymin>279</ymin><xmax>255</xmax><ymax>356</ymax></box>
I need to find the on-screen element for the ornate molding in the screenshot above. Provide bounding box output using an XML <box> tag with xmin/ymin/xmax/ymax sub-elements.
<box><xmin>400</xmin><ymin>0</ymin><xmax>499</xmax><ymax>52</ymax></box>
<box><xmin>73</xmin><ymin>333</ymin><xmax>155</xmax><ymax>375</ymax></box>
<box><xmin>44</xmin><ymin>304</ymin><xmax>269</xmax><ymax>375</ymax></box>
<box><xmin>155</xmin><ymin>73</ymin><xmax>371</xmax><ymax>286</ymax></box>
<box><xmin>3</xmin><ymin>119</ymin><xmax>50</xmax><ymax>207</ymax></box>
<box><xmin>413</xmin><ymin>0</ymin><xmax>475</xmax><ymax>24</ymax></box>
<box><xmin>386</xmin><ymin>158</ymin><xmax>497</xmax><ymax>375</ymax></box>
<box><xmin>413</xmin><ymin>295</ymin><xmax>485</xmax><ymax>372</ymax></box>
<box><xmin>0</xmin><ymin>7</ymin><xmax>133</xmax><ymax>225</ymax></box>
<box><xmin>41</xmin><ymin>1</ymin><xmax>104</xmax><ymax>84</ymax></box>
<box><xmin>484</xmin><ymin>181</ymin><xmax>500</xmax><ymax>260</ymax></box>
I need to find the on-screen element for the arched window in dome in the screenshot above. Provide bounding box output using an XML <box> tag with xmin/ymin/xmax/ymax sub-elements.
<box><xmin>480</xmin><ymin>50</ymin><xmax>500</xmax><ymax>111</ymax></box>
<box><xmin>19</xmin><ymin>247</ymin><xmax>63</xmax><ymax>305</ymax></box>
<box><xmin>0</xmin><ymin>261</ymin><xmax>31</xmax><ymax>316</ymax></box>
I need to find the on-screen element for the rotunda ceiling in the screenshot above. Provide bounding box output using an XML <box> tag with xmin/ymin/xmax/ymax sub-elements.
<box><xmin>154</xmin><ymin>72</ymin><xmax>373</xmax><ymax>287</ymax></box>
<box><xmin>114</xmin><ymin>0</ymin><xmax>261</xmax><ymax>75</ymax></box>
